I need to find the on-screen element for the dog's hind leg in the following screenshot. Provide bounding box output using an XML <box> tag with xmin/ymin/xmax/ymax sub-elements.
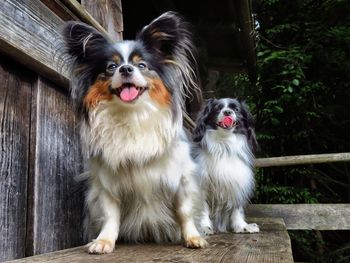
<box><xmin>230</xmin><ymin>206</ymin><xmax>259</xmax><ymax>233</ymax></box>
<box><xmin>199</xmin><ymin>202</ymin><xmax>214</xmax><ymax>235</ymax></box>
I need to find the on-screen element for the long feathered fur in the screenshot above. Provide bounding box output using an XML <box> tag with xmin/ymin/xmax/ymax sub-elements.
<box><xmin>193</xmin><ymin>98</ymin><xmax>260</xmax><ymax>234</ymax></box>
<box><xmin>61</xmin><ymin>12</ymin><xmax>207</xmax><ymax>253</ymax></box>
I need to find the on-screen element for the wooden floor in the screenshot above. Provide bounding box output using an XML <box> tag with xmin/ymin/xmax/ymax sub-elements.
<box><xmin>8</xmin><ymin>218</ymin><xmax>293</xmax><ymax>263</ymax></box>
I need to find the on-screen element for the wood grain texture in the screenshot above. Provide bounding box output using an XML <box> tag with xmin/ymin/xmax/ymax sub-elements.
<box><xmin>0</xmin><ymin>0</ymin><xmax>69</xmax><ymax>87</ymax></box>
<box><xmin>255</xmin><ymin>152</ymin><xmax>350</xmax><ymax>167</ymax></box>
<box><xmin>8</xmin><ymin>218</ymin><xmax>294</xmax><ymax>263</ymax></box>
<box><xmin>26</xmin><ymin>77</ymin><xmax>84</xmax><ymax>256</ymax></box>
<box><xmin>40</xmin><ymin>0</ymin><xmax>80</xmax><ymax>21</ymax></box>
<box><xmin>0</xmin><ymin>56</ymin><xmax>34</xmax><ymax>261</ymax></box>
<box><xmin>247</xmin><ymin>204</ymin><xmax>350</xmax><ymax>230</ymax></box>
<box><xmin>60</xmin><ymin>0</ymin><xmax>111</xmax><ymax>40</ymax></box>
<box><xmin>81</xmin><ymin>0</ymin><xmax>123</xmax><ymax>42</ymax></box>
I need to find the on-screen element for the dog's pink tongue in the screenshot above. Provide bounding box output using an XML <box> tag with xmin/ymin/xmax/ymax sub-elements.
<box><xmin>120</xmin><ymin>86</ymin><xmax>139</xmax><ymax>102</ymax></box>
<box><xmin>221</xmin><ymin>116</ymin><xmax>234</xmax><ymax>128</ymax></box>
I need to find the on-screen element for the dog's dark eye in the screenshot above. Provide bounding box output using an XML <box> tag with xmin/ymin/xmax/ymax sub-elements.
<box><xmin>234</xmin><ymin>108</ymin><xmax>240</xmax><ymax>112</ymax></box>
<box><xmin>106</xmin><ymin>62</ymin><xmax>117</xmax><ymax>73</ymax></box>
<box><xmin>137</xmin><ymin>62</ymin><xmax>147</xmax><ymax>69</ymax></box>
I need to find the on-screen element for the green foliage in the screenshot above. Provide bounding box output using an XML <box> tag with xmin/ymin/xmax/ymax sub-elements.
<box><xmin>253</xmin><ymin>167</ymin><xmax>321</xmax><ymax>204</ymax></box>
<box><xmin>256</xmin><ymin>0</ymin><xmax>350</xmax><ymax>261</ymax></box>
<box><xmin>252</xmin><ymin>0</ymin><xmax>350</xmax><ymax>155</ymax></box>
<box><xmin>256</xmin><ymin>185</ymin><xmax>319</xmax><ymax>203</ymax></box>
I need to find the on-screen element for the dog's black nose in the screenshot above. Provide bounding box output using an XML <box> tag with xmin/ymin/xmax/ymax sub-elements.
<box><xmin>119</xmin><ymin>65</ymin><xmax>134</xmax><ymax>76</ymax></box>
<box><xmin>223</xmin><ymin>110</ymin><xmax>233</xmax><ymax>116</ymax></box>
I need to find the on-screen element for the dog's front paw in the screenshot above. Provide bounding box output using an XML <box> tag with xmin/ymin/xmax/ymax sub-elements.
<box><xmin>185</xmin><ymin>236</ymin><xmax>208</xmax><ymax>248</ymax></box>
<box><xmin>233</xmin><ymin>223</ymin><xmax>260</xmax><ymax>233</ymax></box>
<box><xmin>200</xmin><ymin>225</ymin><xmax>214</xmax><ymax>236</ymax></box>
<box><xmin>86</xmin><ymin>239</ymin><xmax>115</xmax><ymax>254</ymax></box>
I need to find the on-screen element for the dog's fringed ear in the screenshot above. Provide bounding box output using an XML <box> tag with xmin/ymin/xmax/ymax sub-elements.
<box><xmin>193</xmin><ymin>98</ymin><xmax>215</xmax><ymax>143</ymax></box>
<box><xmin>137</xmin><ymin>11</ymin><xmax>189</xmax><ymax>57</ymax></box>
<box><xmin>239</xmin><ymin>100</ymin><xmax>258</xmax><ymax>152</ymax></box>
<box><xmin>137</xmin><ymin>12</ymin><xmax>199</xmax><ymax>104</ymax></box>
<box><xmin>61</xmin><ymin>21</ymin><xmax>110</xmax><ymax>62</ymax></box>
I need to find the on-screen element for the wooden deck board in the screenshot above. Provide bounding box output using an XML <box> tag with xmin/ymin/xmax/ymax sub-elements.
<box><xmin>247</xmin><ymin>204</ymin><xmax>350</xmax><ymax>230</ymax></box>
<box><xmin>7</xmin><ymin>218</ymin><xmax>293</xmax><ymax>263</ymax></box>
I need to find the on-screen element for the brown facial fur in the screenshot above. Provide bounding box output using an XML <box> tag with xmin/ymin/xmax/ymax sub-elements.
<box><xmin>84</xmin><ymin>80</ymin><xmax>113</xmax><ymax>109</ymax></box>
<box><xmin>112</xmin><ymin>55</ymin><xmax>121</xmax><ymax>65</ymax></box>
<box><xmin>131</xmin><ymin>55</ymin><xmax>142</xmax><ymax>64</ymax></box>
<box><xmin>147</xmin><ymin>77</ymin><xmax>171</xmax><ymax>107</ymax></box>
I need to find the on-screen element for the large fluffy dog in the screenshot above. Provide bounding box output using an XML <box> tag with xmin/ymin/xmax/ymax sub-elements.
<box><xmin>193</xmin><ymin>98</ymin><xmax>260</xmax><ymax>234</ymax></box>
<box><xmin>61</xmin><ymin>12</ymin><xmax>207</xmax><ymax>253</ymax></box>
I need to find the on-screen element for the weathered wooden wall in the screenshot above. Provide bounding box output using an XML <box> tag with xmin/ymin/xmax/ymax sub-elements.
<box><xmin>0</xmin><ymin>0</ymin><xmax>127</xmax><ymax>261</ymax></box>
<box><xmin>0</xmin><ymin>55</ymin><xmax>84</xmax><ymax>262</ymax></box>
<box><xmin>0</xmin><ymin>0</ymin><xmax>125</xmax><ymax>261</ymax></box>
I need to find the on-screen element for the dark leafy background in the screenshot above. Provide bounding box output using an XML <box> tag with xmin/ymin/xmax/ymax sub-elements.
<box><xmin>202</xmin><ymin>0</ymin><xmax>350</xmax><ymax>262</ymax></box>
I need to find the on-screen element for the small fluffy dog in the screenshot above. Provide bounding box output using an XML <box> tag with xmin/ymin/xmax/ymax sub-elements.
<box><xmin>193</xmin><ymin>98</ymin><xmax>260</xmax><ymax>234</ymax></box>
<box><xmin>61</xmin><ymin>12</ymin><xmax>207</xmax><ymax>253</ymax></box>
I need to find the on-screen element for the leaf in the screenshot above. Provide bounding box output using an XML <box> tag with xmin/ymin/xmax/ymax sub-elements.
<box><xmin>287</xmin><ymin>86</ymin><xmax>293</xmax><ymax>93</ymax></box>
<box><xmin>292</xmin><ymin>79</ymin><xmax>300</xmax><ymax>86</ymax></box>
<box><xmin>271</xmin><ymin>117</ymin><xmax>280</xmax><ymax>126</ymax></box>
<box><xmin>273</xmin><ymin>105</ymin><xmax>284</xmax><ymax>113</ymax></box>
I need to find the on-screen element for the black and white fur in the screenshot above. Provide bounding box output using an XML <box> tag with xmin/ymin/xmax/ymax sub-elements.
<box><xmin>193</xmin><ymin>98</ymin><xmax>259</xmax><ymax>234</ymax></box>
<box><xmin>61</xmin><ymin>12</ymin><xmax>207</xmax><ymax>254</ymax></box>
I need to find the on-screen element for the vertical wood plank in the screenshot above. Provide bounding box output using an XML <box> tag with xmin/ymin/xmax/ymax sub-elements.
<box><xmin>81</xmin><ymin>0</ymin><xmax>123</xmax><ymax>41</ymax></box>
<box><xmin>0</xmin><ymin>56</ymin><xmax>33</xmax><ymax>261</ymax></box>
<box><xmin>26</xmin><ymin>77</ymin><xmax>84</xmax><ymax>256</ymax></box>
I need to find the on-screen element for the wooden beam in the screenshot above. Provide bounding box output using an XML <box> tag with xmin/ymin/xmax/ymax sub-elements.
<box><xmin>0</xmin><ymin>0</ymin><xmax>112</xmax><ymax>88</ymax></box>
<box><xmin>7</xmin><ymin>218</ymin><xmax>294</xmax><ymax>263</ymax></box>
<box><xmin>0</xmin><ymin>0</ymin><xmax>69</xmax><ymax>88</ymax></box>
<box><xmin>247</xmin><ymin>204</ymin><xmax>350</xmax><ymax>230</ymax></box>
<box><xmin>255</xmin><ymin>152</ymin><xmax>350</xmax><ymax>167</ymax></box>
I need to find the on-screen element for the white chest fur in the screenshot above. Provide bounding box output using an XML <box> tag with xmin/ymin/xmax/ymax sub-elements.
<box><xmin>197</xmin><ymin>130</ymin><xmax>255</xmax><ymax>210</ymax></box>
<box><xmin>81</xmin><ymin>99</ymin><xmax>177</xmax><ymax>171</ymax></box>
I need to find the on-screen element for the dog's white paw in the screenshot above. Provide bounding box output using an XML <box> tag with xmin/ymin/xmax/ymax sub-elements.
<box><xmin>86</xmin><ymin>239</ymin><xmax>115</xmax><ymax>254</ymax></box>
<box><xmin>185</xmin><ymin>236</ymin><xmax>209</xmax><ymax>248</ymax></box>
<box><xmin>200</xmin><ymin>225</ymin><xmax>214</xmax><ymax>236</ymax></box>
<box><xmin>233</xmin><ymin>223</ymin><xmax>260</xmax><ymax>233</ymax></box>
